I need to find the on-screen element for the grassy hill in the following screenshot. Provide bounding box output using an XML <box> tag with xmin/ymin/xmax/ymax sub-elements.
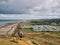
<box><xmin>22</xmin><ymin>28</ymin><xmax>60</xmax><ymax>45</ymax></box>
<box><xmin>30</xmin><ymin>19</ymin><xmax>60</xmax><ymax>25</ymax></box>
<box><xmin>0</xmin><ymin>19</ymin><xmax>60</xmax><ymax>45</ymax></box>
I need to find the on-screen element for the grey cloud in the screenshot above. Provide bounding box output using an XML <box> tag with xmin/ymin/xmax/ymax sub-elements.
<box><xmin>0</xmin><ymin>0</ymin><xmax>60</xmax><ymax>19</ymax></box>
<box><xmin>0</xmin><ymin>0</ymin><xmax>41</xmax><ymax>14</ymax></box>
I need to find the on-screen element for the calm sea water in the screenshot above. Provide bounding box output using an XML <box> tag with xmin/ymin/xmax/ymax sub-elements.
<box><xmin>0</xmin><ymin>20</ymin><xmax>23</xmax><ymax>25</ymax></box>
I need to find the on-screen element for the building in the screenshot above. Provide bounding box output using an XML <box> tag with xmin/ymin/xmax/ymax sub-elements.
<box><xmin>21</xmin><ymin>25</ymin><xmax>60</xmax><ymax>31</ymax></box>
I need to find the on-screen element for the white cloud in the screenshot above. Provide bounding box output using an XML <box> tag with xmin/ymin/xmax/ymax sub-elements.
<box><xmin>0</xmin><ymin>14</ymin><xmax>60</xmax><ymax>19</ymax></box>
<box><xmin>0</xmin><ymin>0</ymin><xmax>60</xmax><ymax>19</ymax></box>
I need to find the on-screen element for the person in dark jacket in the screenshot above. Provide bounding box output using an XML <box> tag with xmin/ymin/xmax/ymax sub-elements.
<box><xmin>18</xmin><ymin>31</ymin><xmax>23</xmax><ymax>40</ymax></box>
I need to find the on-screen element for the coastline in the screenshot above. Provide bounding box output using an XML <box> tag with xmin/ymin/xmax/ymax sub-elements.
<box><xmin>0</xmin><ymin>22</ymin><xmax>16</xmax><ymax>28</ymax></box>
<box><xmin>0</xmin><ymin>22</ymin><xmax>21</xmax><ymax>36</ymax></box>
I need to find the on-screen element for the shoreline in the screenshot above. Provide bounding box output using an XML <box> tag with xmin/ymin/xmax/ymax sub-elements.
<box><xmin>0</xmin><ymin>21</ymin><xmax>22</xmax><ymax>27</ymax></box>
<box><xmin>0</xmin><ymin>22</ymin><xmax>20</xmax><ymax>36</ymax></box>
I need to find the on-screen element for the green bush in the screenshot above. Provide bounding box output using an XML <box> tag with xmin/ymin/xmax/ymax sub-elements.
<box><xmin>32</xmin><ymin>41</ymin><xmax>38</xmax><ymax>45</ymax></box>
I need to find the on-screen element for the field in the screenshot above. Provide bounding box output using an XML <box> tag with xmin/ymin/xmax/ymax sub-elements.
<box><xmin>22</xmin><ymin>28</ymin><xmax>60</xmax><ymax>45</ymax></box>
<box><xmin>0</xmin><ymin>28</ymin><xmax>60</xmax><ymax>45</ymax></box>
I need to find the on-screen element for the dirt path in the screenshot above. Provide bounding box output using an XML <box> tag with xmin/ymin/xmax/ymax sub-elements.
<box><xmin>18</xmin><ymin>39</ymin><xmax>34</xmax><ymax>45</ymax></box>
<box><xmin>18</xmin><ymin>40</ymin><xmax>28</xmax><ymax>45</ymax></box>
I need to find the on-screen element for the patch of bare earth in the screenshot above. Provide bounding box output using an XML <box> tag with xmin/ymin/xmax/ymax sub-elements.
<box><xmin>18</xmin><ymin>39</ymin><xmax>34</xmax><ymax>45</ymax></box>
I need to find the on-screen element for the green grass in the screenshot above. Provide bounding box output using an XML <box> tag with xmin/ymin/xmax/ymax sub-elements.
<box><xmin>32</xmin><ymin>41</ymin><xmax>38</xmax><ymax>45</ymax></box>
<box><xmin>22</xmin><ymin>28</ymin><xmax>34</xmax><ymax>33</ymax></box>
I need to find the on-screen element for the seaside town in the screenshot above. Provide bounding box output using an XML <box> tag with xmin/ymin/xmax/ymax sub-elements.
<box><xmin>0</xmin><ymin>20</ymin><xmax>60</xmax><ymax>45</ymax></box>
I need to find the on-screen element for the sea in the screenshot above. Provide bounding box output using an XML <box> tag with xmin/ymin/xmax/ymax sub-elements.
<box><xmin>0</xmin><ymin>19</ymin><xmax>23</xmax><ymax>25</ymax></box>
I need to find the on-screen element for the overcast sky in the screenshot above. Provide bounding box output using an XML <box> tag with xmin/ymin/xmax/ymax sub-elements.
<box><xmin>0</xmin><ymin>0</ymin><xmax>60</xmax><ymax>19</ymax></box>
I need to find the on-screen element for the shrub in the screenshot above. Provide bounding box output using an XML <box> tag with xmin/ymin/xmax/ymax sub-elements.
<box><xmin>32</xmin><ymin>41</ymin><xmax>38</xmax><ymax>45</ymax></box>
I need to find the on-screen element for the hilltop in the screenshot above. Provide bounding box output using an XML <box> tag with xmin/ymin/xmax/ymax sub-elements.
<box><xmin>30</xmin><ymin>19</ymin><xmax>60</xmax><ymax>25</ymax></box>
<box><xmin>0</xmin><ymin>20</ymin><xmax>60</xmax><ymax>45</ymax></box>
